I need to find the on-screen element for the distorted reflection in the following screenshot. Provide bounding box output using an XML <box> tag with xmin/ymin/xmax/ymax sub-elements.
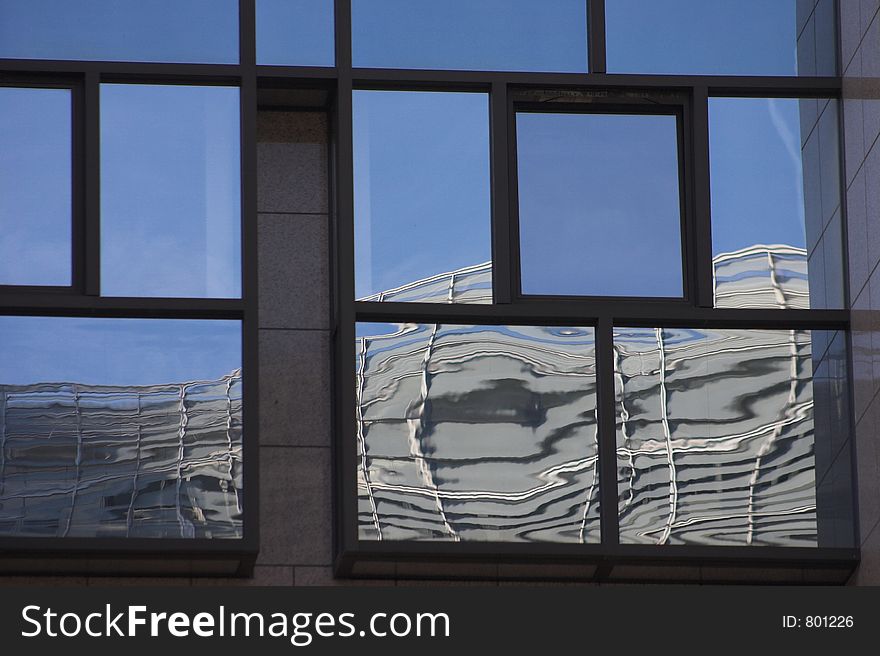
<box><xmin>615</xmin><ymin>327</ymin><xmax>843</xmax><ymax>547</ymax></box>
<box><xmin>0</xmin><ymin>318</ymin><xmax>243</xmax><ymax>539</ymax></box>
<box><xmin>356</xmin><ymin>323</ymin><xmax>600</xmax><ymax>542</ymax></box>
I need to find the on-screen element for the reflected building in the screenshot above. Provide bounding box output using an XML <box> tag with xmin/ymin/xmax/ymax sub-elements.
<box><xmin>356</xmin><ymin>246</ymin><xmax>848</xmax><ymax>547</ymax></box>
<box><xmin>0</xmin><ymin>371</ymin><xmax>243</xmax><ymax>538</ymax></box>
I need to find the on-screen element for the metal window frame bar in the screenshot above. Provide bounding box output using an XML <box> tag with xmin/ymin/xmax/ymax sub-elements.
<box><xmin>0</xmin><ymin>1</ymin><xmax>857</xmax><ymax>581</ymax></box>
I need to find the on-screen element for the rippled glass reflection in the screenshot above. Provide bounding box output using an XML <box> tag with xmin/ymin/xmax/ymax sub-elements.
<box><xmin>615</xmin><ymin>327</ymin><xmax>827</xmax><ymax>546</ymax></box>
<box><xmin>0</xmin><ymin>317</ymin><xmax>242</xmax><ymax>539</ymax></box>
<box><xmin>356</xmin><ymin>323</ymin><xmax>599</xmax><ymax>542</ymax></box>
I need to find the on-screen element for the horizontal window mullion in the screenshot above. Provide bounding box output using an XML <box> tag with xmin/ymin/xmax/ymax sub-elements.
<box><xmin>0</xmin><ymin>294</ymin><xmax>244</xmax><ymax>319</ymax></box>
<box><xmin>354</xmin><ymin>300</ymin><xmax>849</xmax><ymax>330</ymax></box>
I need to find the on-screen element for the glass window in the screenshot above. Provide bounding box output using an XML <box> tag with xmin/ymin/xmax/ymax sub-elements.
<box><xmin>710</xmin><ymin>98</ymin><xmax>842</xmax><ymax>309</ymax></box>
<box><xmin>516</xmin><ymin>111</ymin><xmax>684</xmax><ymax>298</ymax></box>
<box><xmin>0</xmin><ymin>317</ymin><xmax>242</xmax><ymax>539</ymax></box>
<box><xmin>257</xmin><ymin>0</ymin><xmax>335</xmax><ymax>67</ymax></box>
<box><xmin>606</xmin><ymin>0</ymin><xmax>836</xmax><ymax>76</ymax></box>
<box><xmin>356</xmin><ymin>322</ymin><xmax>599</xmax><ymax>542</ymax></box>
<box><xmin>101</xmin><ymin>84</ymin><xmax>241</xmax><ymax>299</ymax></box>
<box><xmin>354</xmin><ymin>91</ymin><xmax>491</xmax><ymax>303</ymax></box>
<box><xmin>614</xmin><ymin>327</ymin><xmax>853</xmax><ymax>547</ymax></box>
<box><xmin>0</xmin><ymin>87</ymin><xmax>71</xmax><ymax>286</ymax></box>
<box><xmin>352</xmin><ymin>0</ymin><xmax>587</xmax><ymax>72</ymax></box>
<box><xmin>0</xmin><ymin>0</ymin><xmax>239</xmax><ymax>64</ymax></box>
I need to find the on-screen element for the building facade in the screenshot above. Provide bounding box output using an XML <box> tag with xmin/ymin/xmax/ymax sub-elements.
<box><xmin>0</xmin><ymin>0</ymin><xmax>878</xmax><ymax>585</ymax></box>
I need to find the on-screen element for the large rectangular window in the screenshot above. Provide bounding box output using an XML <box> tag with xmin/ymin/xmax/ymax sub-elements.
<box><xmin>356</xmin><ymin>323</ymin><xmax>599</xmax><ymax>542</ymax></box>
<box><xmin>710</xmin><ymin>97</ymin><xmax>843</xmax><ymax>310</ymax></box>
<box><xmin>0</xmin><ymin>317</ymin><xmax>242</xmax><ymax>539</ymax></box>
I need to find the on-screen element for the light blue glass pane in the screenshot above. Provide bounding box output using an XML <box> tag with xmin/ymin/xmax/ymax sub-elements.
<box><xmin>0</xmin><ymin>317</ymin><xmax>242</xmax><ymax>539</ymax></box>
<box><xmin>352</xmin><ymin>0</ymin><xmax>587</xmax><ymax>72</ymax></box>
<box><xmin>354</xmin><ymin>91</ymin><xmax>491</xmax><ymax>303</ymax></box>
<box><xmin>257</xmin><ymin>0</ymin><xmax>335</xmax><ymax>66</ymax></box>
<box><xmin>101</xmin><ymin>84</ymin><xmax>241</xmax><ymax>299</ymax></box>
<box><xmin>606</xmin><ymin>0</ymin><xmax>836</xmax><ymax>76</ymax></box>
<box><xmin>710</xmin><ymin>98</ymin><xmax>843</xmax><ymax>309</ymax></box>
<box><xmin>0</xmin><ymin>87</ymin><xmax>71</xmax><ymax>286</ymax></box>
<box><xmin>0</xmin><ymin>0</ymin><xmax>238</xmax><ymax>64</ymax></box>
<box><xmin>517</xmin><ymin>112</ymin><xmax>683</xmax><ymax>297</ymax></box>
<box><xmin>356</xmin><ymin>322</ymin><xmax>599</xmax><ymax>542</ymax></box>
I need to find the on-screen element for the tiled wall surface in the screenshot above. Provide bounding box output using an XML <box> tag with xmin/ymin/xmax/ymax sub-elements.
<box><xmin>842</xmin><ymin>0</ymin><xmax>880</xmax><ymax>585</ymax></box>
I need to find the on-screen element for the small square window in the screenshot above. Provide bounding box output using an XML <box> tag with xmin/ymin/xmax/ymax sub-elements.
<box><xmin>515</xmin><ymin>110</ymin><xmax>684</xmax><ymax>298</ymax></box>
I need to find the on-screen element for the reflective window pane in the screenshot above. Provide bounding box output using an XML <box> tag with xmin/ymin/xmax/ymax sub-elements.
<box><xmin>517</xmin><ymin>112</ymin><xmax>683</xmax><ymax>297</ymax></box>
<box><xmin>615</xmin><ymin>327</ymin><xmax>853</xmax><ymax>548</ymax></box>
<box><xmin>257</xmin><ymin>0</ymin><xmax>335</xmax><ymax>66</ymax></box>
<box><xmin>101</xmin><ymin>84</ymin><xmax>241</xmax><ymax>298</ymax></box>
<box><xmin>357</xmin><ymin>323</ymin><xmax>599</xmax><ymax>542</ymax></box>
<box><xmin>0</xmin><ymin>0</ymin><xmax>239</xmax><ymax>64</ymax></box>
<box><xmin>710</xmin><ymin>98</ymin><xmax>842</xmax><ymax>309</ymax></box>
<box><xmin>352</xmin><ymin>0</ymin><xmax>587</xmax><ymax>72</ymax></box>
<box><xmin>0</xmin><ymin>87</ymin><xmax>71</xmax><ymax>286</ymax></box>
<box><xmin>606</xmin><ymin>0</ymin><xmax>836</xmax><ymax>75</ymax></box>
<box><xmin>354</xmin><ymin>91</ymin><xmax>491</xmax><ymax>303</ymax></box>
<box><xmin>0</xmin><ymin>317</ymin><xmax>242</xmax><ymax>539</ymax></box>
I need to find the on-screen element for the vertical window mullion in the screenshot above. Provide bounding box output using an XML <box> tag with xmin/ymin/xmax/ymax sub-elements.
<box><xmin>83</xmin><ymin>70</ymin><xmax>100</xmax><ymax>296</ymax></box>
<box><xmin>334</xmin><ymin>0</ymin><xmax>359</xmax><ymax>554</ymax></box>
<box><xmin>490</xmin><ymin>80</ymin><xmax>513</xmax><ymax>304</ymax></box>
<box><xmin>596</xmin><ymin>316</ymin><xmax>620</xmax><ymax>550</ymax></box>
<box><xmin>691</xmin><ymin>85</ymin><xmax>715</xmax><ymax>307</ymax></box>
<box><xmin>588</xmin><ymin>0</ymin><xmax>607</xmax><ymax>74</ymax></box>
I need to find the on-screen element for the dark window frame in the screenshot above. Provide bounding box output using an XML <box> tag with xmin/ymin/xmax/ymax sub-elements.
<box><xmin>0</xmin><ymin>3</ymin><xmax>259</xmax><ymax>577</ymax></box>
<box><xmin>333</xmin><ymin>0</ymin><xmax>858</xmax><ymax>582</ymax></box>
<box><xmin>0</xmin><ymin>0</ymin><xmax>855</xmax><ymax>582</ymax></box>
